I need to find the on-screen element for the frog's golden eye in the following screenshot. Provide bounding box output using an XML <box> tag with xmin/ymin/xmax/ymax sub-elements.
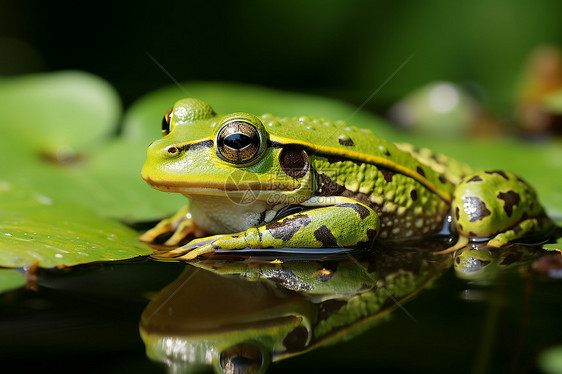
<box><xmin>220</xmin><ymin>343</ymin><xmax>266</xmax><ymax>374</ymax></box>
<box><xmin>216</xmin><ymin>121</ymin><xmax>262</xmax><ymax>164</ymax></box>
<box><xmin>161</xmin><ymin>107</ymin><xmax>173</xmax><ymax>136</ymax></box>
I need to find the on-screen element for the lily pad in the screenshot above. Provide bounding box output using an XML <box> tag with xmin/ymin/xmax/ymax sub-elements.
<box><xmin>0</xmin><ymin>268</ymin><xmax>26</xmax><ymax>293</ymax></box>
<box><xmin>0</xmin><ymin>70</ymin><xmax>121</xmax><ymax>155</ymax></box>
<box><xmin>0</xmin><ymin>181</ymin><xmax>151</xmax><ymax>268</ymax></box>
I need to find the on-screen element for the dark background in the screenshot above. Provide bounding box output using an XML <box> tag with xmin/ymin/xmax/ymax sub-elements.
<box><xmin>2</xmin><ymin>0</ymin><xmax>562</xmax><ymax>114</ymax></box>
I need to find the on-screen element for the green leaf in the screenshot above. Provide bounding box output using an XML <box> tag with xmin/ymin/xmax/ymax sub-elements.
<box><xmin>0</xmin><ymin>182</ymin><xmax>151</xmax><ymax>268</ymax></box>
<box><xmin>0</xmin><ymin>268</ymin><xmax>26</xmax><ymax>293</ymax></box>
<box><xmin>0</xmin><ymin>70</ymin><xmax>121</xmax><ymax>154</ymax></box>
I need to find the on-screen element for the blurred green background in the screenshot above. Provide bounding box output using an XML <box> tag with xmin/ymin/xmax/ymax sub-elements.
<box><xmin>2</xmin><ymin>0</ymin><xmax>561</xmax><ymax>113</ymax></box>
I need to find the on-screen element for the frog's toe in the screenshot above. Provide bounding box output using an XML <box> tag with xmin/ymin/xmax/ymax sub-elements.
<box><xmin>154</xmin><ymin>234</ymin><xmax>241</xmax><ymax>261</ymax></box>
<box><xmin>164</xmin><ymin>221</ymin><xmax>205</xmax><ymax>246</ymax></box>
<box><xmin>139</xmin><ymin>223</ymin><xmax>173</xmax><ymax>243</ymax></box>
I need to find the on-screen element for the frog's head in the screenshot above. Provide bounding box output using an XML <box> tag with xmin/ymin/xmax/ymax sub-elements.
<box><xmin>142</xmin><ymin>98</ymin><xmax>314</xmax><ymax>204</ymax></box>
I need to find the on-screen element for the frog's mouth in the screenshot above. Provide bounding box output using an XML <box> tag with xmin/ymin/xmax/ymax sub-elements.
<box><xmin>144</xmin><ymin>177</ymin><xmax>300</xmax><ymax>197</ymax></box>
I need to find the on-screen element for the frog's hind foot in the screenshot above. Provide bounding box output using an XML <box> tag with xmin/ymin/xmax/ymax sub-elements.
<box><xmin>487</xmin><ymin>215</ymin><xmax>557</xmax><ymax>248</ymax></box>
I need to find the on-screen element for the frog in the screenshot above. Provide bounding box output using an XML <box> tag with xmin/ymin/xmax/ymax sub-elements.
<box><xmin>453</xmin><ymin>245</ymin><xmax>547</xmax><ymax>283</ymax></box>
<box><xmin>140</xmin><ymin>98</ymin><xmax>558</xmax><ymax>260</ymax></box>
<box><xmin>140</xmin><ymin>248</ymin><xmax>450</xmax><ymax>373</ymax></box>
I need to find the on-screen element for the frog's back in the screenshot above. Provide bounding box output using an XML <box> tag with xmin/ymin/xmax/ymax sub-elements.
<box><xmin>260</xmin><ymin>114</ymin><xmax>393</xmax><ymax>157</ymax></box>
<box><xmin>260</xmin><ymin>113</ymin><xmax>470</xmax><ymax>189</ymax></box>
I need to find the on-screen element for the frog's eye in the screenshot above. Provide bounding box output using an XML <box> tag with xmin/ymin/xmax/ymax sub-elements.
<box><xmin>220</xmin><ymin>343</ymin><xmax>268</xmax><ymax>374</ymax></box>
<box><xmin>216</xmin><ymin>120</ymin><xmax>262</xmax><ymax>164</ymax></box>
<box><xmin>161</xmin><ymin>107</ymin><xmax>173</xmax><ymax>136</ymax></box>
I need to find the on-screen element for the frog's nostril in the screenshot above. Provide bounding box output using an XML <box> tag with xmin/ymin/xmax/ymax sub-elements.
<box><xmin>167</xmin><ymin>146</ymin><xmax>178</xmax><ymax>154</ymax></box>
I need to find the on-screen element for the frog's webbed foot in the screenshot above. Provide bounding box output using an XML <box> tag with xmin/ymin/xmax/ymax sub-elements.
<box><xmin>153</xmin><ymin>196</ymin><xmax>381</xmax><ymax>261</ymax></box>
<box><xmin>139</xmin><ymin>205</ymin><xmax>205</xmax><ymax>246</ymax></box>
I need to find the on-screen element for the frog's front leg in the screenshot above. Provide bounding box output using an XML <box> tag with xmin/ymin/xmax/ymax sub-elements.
<box><xmin>156</xmin><ymin>196</ymin><xmax>380</xmax><ymax>261</ymax></box>
<box><xmin>451</xmin><ymin>170</ymin><xmax>555</xmax><ymax>248</ymax></box>
<box><xmin>139</xmin><ymin>205</ymin><xmax>205</xmax><ymax>246</ymax></box>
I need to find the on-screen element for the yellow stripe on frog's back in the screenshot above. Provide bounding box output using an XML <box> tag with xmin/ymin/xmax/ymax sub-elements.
<box><xmin>269</xmin><ymin>135</ymin><xmax>453</xmax><ymax>203</ymax></box>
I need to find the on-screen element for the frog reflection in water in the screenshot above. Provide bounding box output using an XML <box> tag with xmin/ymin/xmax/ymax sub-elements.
<box><xmin>140</xmin><ymin>98</ymin><xmax>559</xmax><ymax>259</ymax></box>
<box><xmin>140</xmin><ymin>248</ymin><xmax>452</xmax><ymax>373</ymax></box>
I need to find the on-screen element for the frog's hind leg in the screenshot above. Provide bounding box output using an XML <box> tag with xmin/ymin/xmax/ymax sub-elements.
<box><xmin>487</xmin><ymin>215</ymin><xmax>556</xmax><ymax>247</ymax></box>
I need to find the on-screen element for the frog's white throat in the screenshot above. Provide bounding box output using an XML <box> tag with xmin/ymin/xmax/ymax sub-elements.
<box><xmin>187</xmin><ymin>194</ymin><xmax>275</xmax><ymax>234</ymax></box>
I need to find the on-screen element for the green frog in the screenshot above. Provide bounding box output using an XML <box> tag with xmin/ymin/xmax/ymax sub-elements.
<box><xmin>453</xmin><ymin>245</ymin><xmax>547</xmax><ymax>283</ymax></box>
<box><xmin>140</xmin><ymin>249</ymin><xmax>451</xmax><ymax>373</ymax></box>
<box><xmin>140</xmin><ymin>98</ymin><xmax>557</xmax><ymax>259</ymax></box>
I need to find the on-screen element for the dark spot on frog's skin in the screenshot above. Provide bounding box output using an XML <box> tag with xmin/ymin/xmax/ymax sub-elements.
<box><xmin>485</xmin><ymin>170</ymin><xmax>509</xmax><ymax>180</ymax></box>
<box><xmin>462</xmin><ymin>196</ymin><xmax>491</xmax><ymax>222</ymax></box>
<box><xmin>516</xmin><ymin>176</ymin><xmax>530</xmax><ymax>185</ymax></box>
<box><xmin>315</xmin><ymin>174</ymin><xmax>375</xmax><ymax>210</ymax></box>
<box><xmin>455</xmin><ymin>207</ymin><xmax>460</xmax><ymax>221</ymax></box>
<box><xmin>314</xmin><ymin>225</ymin><xmax>339</xmax><ymax>246</ymax></box>
<box><xmin>416</xmin><ymin>166</ymin><xmax>425</xmax><ymax>178</ymax></box>
<box><xmin>458</xmin><ymin>223</ymin><xmax>464</xmax><ymax>231</ymax></box>
<box><xmin>385</xmin><ymin>150</ymin><xmax>391</xmax><ymax>156</ymax></box>
<box><xmin>338</xmin><ymin>137</ymin><xmax>355</xmax><ymax>147</ymax></box>
<box><xmin>500</xmin><ymin>252</ymin><xmax>523</xmax><ymax>266</ymax></box>
<box><xmin>467</xmin><ymin>175</ymin><xmax>483</xmax><ymax>183</ymax></box>
<box><xmin>468</xmin><ymin>231</ymin><xmax>477</xmax><ymax>237</ymax></box>
<box><xmin>456</xmin><ymin>257</ymin><xmax>461</xmax><ymax>264</ymax></box>
<box><xmin>497</xmin><ymin>190</ymin><xmax>521</xmax><ymax>217</ymax></box>
<box><xmin>266</xmin><ymin>214</ymin><xmax>312</xmax><ymax>241</ymax></box>
<box><xmin>379</xmin><ymin>166</ymin><xmax>396</xmax><ymax>183</ymax></box>
<box><xmin>439</xmin><ymin>175</ymin><xmax>447</xmax><ymax>184</ymax></box>
<box><xmin>512</xmin><ymin>224</ymin><xmax>523</xmax><ymax>234</ymax></box>
<box><xmin>316</xmin><ymin>173</ymin><xmax>347</xmax><ymax>196</ymax></box>
<box><xmin>177</xmin><ymin>139</ymin><xmax>214</xmax><ymax>153</ymax></box>
<box><xmin>279</xmin><ymin>147</ymin><xmax>309</xmax><ymax>179</ymax></box>
<box><xmin>366</xmin><ymin>228</ymin><xmax>378</xmax><ymax>243</ymax></box>
<box><xmin>335</xmin><ymin>203</ymin><xmax>370</xmax><ymax>219</ymax></box>
<box><xmin>410</xmin><ymin>189</ymin><xmax>418</xmax><ymax>201</ymax></box>
<box><xmin>283</xmin><ymin>326</ymin><xmax>309</xmax><ymax>353</ymax></box>
<box><xmin>478</xmin><ymin>260</ymin><xmax>491</xmax><ymax>268</ymax></box>
<box><xmin>325</xmin><ymin>155</ymin><xmax>363</xmax><ymax>166</ymax></box>
<box><xmin>318</xmin><ymin>299</ymin><xmax>348</xmax><ymax>322</ymax></box>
